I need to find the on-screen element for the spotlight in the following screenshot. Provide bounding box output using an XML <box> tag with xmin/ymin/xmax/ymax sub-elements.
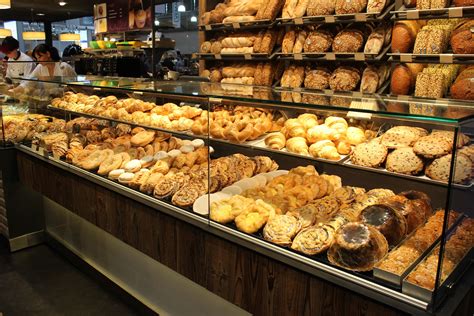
<box><xmin>190</xmin><ymin>16</ymin><xmax>197</xmax><ymax>22</ymax></box>
<box><xmin>178</xmin><ymin>4</ymin><xmax>186</xmax><ymax>12</ymax></box>
<box><xmin>58</xmin><ymin>1</ymin><xmax>67</xmax><ymax>6</ymax></box>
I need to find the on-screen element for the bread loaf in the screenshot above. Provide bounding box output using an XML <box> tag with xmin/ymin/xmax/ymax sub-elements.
<box><xmin>307</xmin><ymin>0</ymin><xmax>335</xmax><ymax>15</ymax></box>
<box><xmin>304</xmin><ymin>30</ymin><xmax>333</xmax><ymax>53</ymax></box>
<box><xmin>332</xmin><ymin>29</ymin><xmax>364</xmax><ymax>52</ymax></box>
<box><xmin>329</xmin><ymin>67</ymin><xmax>361</xmax><ymax>91</ymax></box>
<box><xmin>221</xmin><ymin>77</ymin><xmax>255</xmax><ymax>84</ymax></box>
<box><xmin>304</xmin><ymin>67</ymin><xmax>331</xmax><ymax>90</ymax></box>
<box><xmin>200</xmin><ymin>41</ymin><xmax>212</xmax><ymax>53</ymax></box>
<box><xmin>450</xmin><ymin>20</ymin><xmax>474</xmax><ymax>54</ymax></box>
<box><xmin>221</xmin><ymin>47</ymin><xmax>254</xmax><ymax>53</ymax></box>
<box><xmin>257</xmin><ymin>30</ymin><xmax>278</xmax><ymax>54</ymax></box>
<box><xmin>453</xmin><ymin>0</ymin><xmax>474</xmax><ymax>5</ymax></box>
<box><xmin>451</xmin><ymin>78</ymin><xmax>474</xmax><ymax>100</ymax></box>
<box><xmin>222</xmin><ymin>15</ymin><xmax>257</xmax><ymax>23</ymax></box>
<box><xmin>222</xmin><ymin>65</ymin><xmax>256</xmax><ymax>78</ymax></box>
<box><xmin>335</xmin><ymin>0</ymin><xmax>367</xmax><ymax>14</ymax></box>
<box><xmin>293</xmin><ymin>30</ymin><xmax>308</xmax><ymax>53</ymax></box>
<box><xmin>391</xmin><ymin>21</ymin><xmax>421</xmax><ymax>53</ymax></box>
<box><xmin>390</xmin><ymin>64</ymin><xmax>412</xmax><ymax>95</ymax></box>
<box><xmin>210</xmin><ymin>69</ymin><xmax>223</xmax><ymax>83</ymax></box>
<box><xmin>210</xmin><ymin>41</ymin><xmax>223</xmax><ymax>54</ymax></box>
<box><xmin>294</xmin><ymin>0</ymin><xmax>310</xmax><ymax>17</ymax></box>
<box><xmin>364</xmin><ymin>28</ymin><xmax>385</xmax><ymax>54</ymax></box>
<box><xmin>404</xmin><ymin>0</ymin><xmax>416</xmax><ymax>7</ymax></box>
<box><xmin>367</xmin><ymin>0</ymin><xmax>386</xmax><ymax>13</ymax></box>
<box><xmin>282</xmin><ymin>30</ymin><xmax>296</xmax><ymax>53</ymax></box>
<box><xmin>282</xmin><ymin>0</ymin><xmax>298</xmax><ymax>18</ymax></box>
<box><xmin>360</xmin><ymin>66</ymin><xmax>379</xmax><ymax>93</ymax></box>
<box><xmin>259</xmin><ymin>0</ymin><xmax>285</xmax><ymax>19</ymax></box>
<box><xmin>415</xmin><ymin>73</ymin><xmax>444</xmax><ymax>98</ymax></box>
<box><xmin>221</xmin><ymin>36</ymin><xmax>255</xmax><ymax>48</ymax></box>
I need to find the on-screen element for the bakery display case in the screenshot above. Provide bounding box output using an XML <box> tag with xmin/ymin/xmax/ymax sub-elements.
<box><xmin>7</xmin><ymin>75</ymin><xmax>473</xmax><ymax>314</ymax></box>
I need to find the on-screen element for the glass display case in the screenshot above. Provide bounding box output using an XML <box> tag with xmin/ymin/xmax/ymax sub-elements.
<box><xmin>7</xmin><ymin>75</ymin><xmax>474</xmax><ymax>314</ymax></box>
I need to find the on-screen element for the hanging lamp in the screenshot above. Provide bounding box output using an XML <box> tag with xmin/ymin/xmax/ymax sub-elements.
<box><xmin>0</xmin><ymin>0</ymin><xmax>11</xmax><ymax>9</ymax></box>
<box><xmin>0</xmin><ymin>28</ymin><xmax>12</xmax><ymax>38</ymax></box>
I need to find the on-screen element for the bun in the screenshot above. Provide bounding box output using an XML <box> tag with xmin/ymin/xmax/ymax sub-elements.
<box><xmin>200</xmin><ymin>41</ymin><xmax>211</xmax><ymax>53</ymax></box>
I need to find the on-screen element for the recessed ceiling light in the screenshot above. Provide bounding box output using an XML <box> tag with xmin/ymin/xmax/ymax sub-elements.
<box><xmin>178</xmin><ymin>4</ymin><xmax>185</xmax><ymax>12</ymax></box>
<box><xmin>58</xmin><ymin>1</ymin><xmax>67</xmax><ymax>6</ymax></box>
<box><xmin>37</xmin><ymin>13</ymin><xmax>45</xmax><ymax>16</ymax></box>
<box><xmin>190</xmin><ymin>16</ymin><xmax>197</xmax><ymax>22</ymax></box>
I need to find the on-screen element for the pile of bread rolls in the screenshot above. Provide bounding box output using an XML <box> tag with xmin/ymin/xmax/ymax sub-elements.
<box><xmin>203</xmin><ymin>62</ymin><xmax>281</xmax><ymax>86</ymax></box>
<box><xmin>264</xmin><ymin>114</ymin><xmax>374</xmax><ymax>160</ymax></box>
<box><xmin>200</xmin><ymin>0</ymin><xmax>284</xmax><ymax>24</ymax></box>
<box><xmin>201</xmin><ymin>30</ymin><xmax>281</xmax><ymax>55</ymax></box>
<box><xmin>282</xmin><ymin>24</ymin><xmax>391</xmax><ymax>55</ymax></box>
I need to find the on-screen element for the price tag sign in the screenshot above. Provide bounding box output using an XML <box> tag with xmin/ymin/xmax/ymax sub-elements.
<box><xmin>355</xmin><ymin>53</ymin><xmax>365</xmax><ymax>61</ymax></box>
<box><xmin>355</xmin><ymin>13</ymin><xmax>367</xmax><ymax>22</ymax></box>
<box><xmin>448</xmin><ymin>7</ymin><xmax>463</xmax><ymax>18</ymax></box>
<box><xmin>294</xmin><ymin>17</ymin><xmax>303</xmax><ymax>25</ymax></box>
<box><xmin>232</xmin><ymin>22</ymin><xmax>240</xmax><ymax>29</ymax></box>
<box><xmin>133</xmin><ymin>91</ymin><xmax>144</xmax><ymax>96</ymax></box>
<box><xmin>325</xmin><ymin>16</ymin><xmax>335</xmax><ymax>23</ymax></box>
<box><xmin>93</xmin><ymin>87</ymin><xmax>102</xmax><ymax>91</ymax></box>
<box><xmin>440</xmin><ymin>54</ymin><xmax>454</xmax><ymax>64</ymax></box>
<box><xmin>294</xmin><ymin>53</ymin><xmax>303</xmax><ymax>60</ymax></box>
<box><xmin>244</xmin><ymin>54</ymin><xmax>252</xmax><ymax>60</ymax></box>
<box><xmin>397</xmin><ymin>95</ymin><xmax>410</xmax><ymax>101</ymax></box>
<box><xmin>31</xmin><ymin>143</ymin><xmax>38</xmax><ymax>151</ymax></box>
<box><xmin>406</xmin><ymin>10</ymin><xmax>419</xmax><ymax>19</ymax></box>
<box><xmin>324</xmin><ymin>89</ymin><xmax>334</xmax><ymax>96</ymax></box>
<box><xmin>293</xmin><ymin>87</ymin><xmax>302</xmax><ymax>92</ymax></box>
<box><xmin>215</xmin><ymin>54</ymin><xmax>222</xmax><ymax>60</ymax></box>
<box><xmin>205</xmin><ymin>25</ymin><xmax>212</xmax><ymax>31</ymax></box>
<box><xmin>400</xmin><ymin>54</ymin><xmax>413</xmax><ymax>62</ymax></box>
<box><xmin>326</xmin><ymin>53</ymin><xmax>336</xmax><ymax>60</ymax></box>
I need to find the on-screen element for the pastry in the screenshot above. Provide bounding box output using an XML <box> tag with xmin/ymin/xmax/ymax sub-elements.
<box><xmin>118</xmin><ymin>172</ymin><xmax>135</xmax><ymax>184</ymax></box>
<box><xmin>291</xmin><ymin>218</ymin><xmax>346</xmax><ymax>255</ymax></box>
<box><xmin>311</xmin><ymin>196</ymin><xmax>341</xmax><ymax>222</ymax></box>
<box><xmin>359</xmin><ymin>204</ymin><xmax>408</xmax><ymax>247</ymax></box>
<box><xmin>131</xmin><ymin>131</ymin><xmax>155</xmax><ymax>147</ymax></box>
<box><xmin>399</xmin><ymin>190</ymin><xmax>432</xmax><ymax>219</ymax></box>
<box><xmin>97</xmin><ymin>153</ymin><xmax>124</xmax><ymax>176</ymax></box>
<box><xmin>346</xmin><ymin>126</ymin><xmax>366</xmax><ymax>145</ymax></box>
<box><xmin>351</xmin><ymin>142</ymin><xmax>388</xmax><ymax>167</ymax></box>
<box><xmin>265</xmin><ymin>132</ymin><xmax>286</xmax><ymax>150</ymax></box>
<box><xmin>413</xmin><ymin>135</ymin><xmax>453</xmax><ymax>158</ymax></box>
<box><xmin>235</xmin><ymin>199</ymin><xmax>275</xmax><ymax>234</ymax></box>
<box><xmin>386</xmin><ymin>147</ymin><xmax>424</xmax><ymax>175</ymax></box>
<box><xmin>81</xmin><ymin>149</ymin><xmax>114</xmax><ymax>170</ymax></box>
<box><xmin>327</xmin><ymin>222</ymin><xmax>389</xmax><ymax>271</ymax></box>
<box><xmin>426</xmin><ymin>153</ymin><xmax>472</xmax><ymax>184</ymax></box>
<box><xmin>381</xmin><ymin>126</ymin><xmax>428</xmax><ymax>149</ymax></box>
<box><xmin>129</xmin><ymin>170</ymin><xmax>151</xmax><ymax>190</ymax></box>
<box><xmin>263</xmin><ymin>214</ymin><xmax>302</xmax><ymax>246</ymax></box>
<box><xmin>286</xmin><ymin>137</ymin><xmax>309</xmax><ymax>155</ymax></box>
<box><xmin>108</xmin><ymin>169</ymin><xmax>125</xmax><ymax>181</ymax></box>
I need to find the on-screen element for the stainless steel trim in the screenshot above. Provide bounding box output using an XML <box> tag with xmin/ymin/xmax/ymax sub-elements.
<box><xmin>9</xmin><ymin>230</ymin><xmax>45</xmax><ymax>252</ymax></box>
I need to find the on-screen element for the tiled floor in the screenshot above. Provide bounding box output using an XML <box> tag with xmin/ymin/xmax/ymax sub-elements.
<box><xmin>0</xmin><ymin>238</ymin><xmax>138</xmax><ymax>316</ymax></box>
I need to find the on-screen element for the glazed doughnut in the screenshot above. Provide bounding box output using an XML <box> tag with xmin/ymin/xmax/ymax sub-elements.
<box><xmin>98</xmin><ymin>153</ymin><xmax>124</xmax><ymax>176</ymax></box>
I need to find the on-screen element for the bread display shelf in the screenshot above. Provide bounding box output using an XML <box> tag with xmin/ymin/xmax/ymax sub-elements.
<box><xmin>196</xmin><ymin>52</ymin><xmax>276</xmax><ymax>60</ymax></box>
<box><xmin>275</xmin><ymin>45</ymin><xmax>390</xmax><ymax>61</ymax></box>
<box><xmin>343</xmin><ymin>159</ymin><xmax>473</xmax><ymax>189</ymax></box>
<box><xmin>198</xmin><ymin>19</ymin><xmax>275</xmax><ymax>31</ymax></box>
<box><xmin>402</xmin><ymin>235</ymin><xmax>473</xmax><ymax>302</ymax></box>
<box><xmin>277</xmin><ymin>3</ymin><xmax>395</xmax><ymax>26</ymax></box>
<box><xmin>389</xmin><ymin>53</ymin><xmax>474</xmax><ymax>64</ymax></box>
<box><xmin>391</xmin><ymin>5</ymin><xmax>474</xmax><ymax>20</ymax></box>
<box><xmin>46</xmin><ymin>105</ymin><xmax>208</xmax><ymax>141</ymax></box>
<box><xmin>373</xmin><ymin>214</ymin><xmax>465</xmax><ymax>287</ymax></box>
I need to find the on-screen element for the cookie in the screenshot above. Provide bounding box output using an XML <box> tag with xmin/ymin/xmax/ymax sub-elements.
<box><xmin>386</xmin><ymin>147</ymin><xmax>424</xmax><ymax>175</ymax></box>
<box><xmin>413</xmin><ymin>135</ymin><xmax>453</xmax><ymax>159</ymax></box>
<box><xmin>381</xmin><ymin>126</ymin><xmax>428</xmax><ymax>149</ymax></box>
<box><xmin>431</xmin><ymin>130</ymin><xmax>470</xmax><ymax>149</ymax></box>
<box><xmin>351</xmin><ymin>142</ymin><xmax>388</xmax><ymax>167</ymax></box>
<box><xmin>426</xmin><ymin>153</ymin><xmax>472</xmax><ymax>184</ymax></box>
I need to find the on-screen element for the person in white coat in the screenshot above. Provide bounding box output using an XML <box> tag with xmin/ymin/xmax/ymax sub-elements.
<box><xmin>0</xmin><ymin>36</ymin><xmax>34</xmax><ymax>79</ymax></box>
<box><xmin>10</xmin><ymin>44</ymin><xmax>77</xmax><ymax>97</ymax></box>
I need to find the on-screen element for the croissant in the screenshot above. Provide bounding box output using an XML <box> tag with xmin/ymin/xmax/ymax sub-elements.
<box><xmin>346</xmin><ymin>126</ymin><xmax>366</xmax><ymax>145</ymax></box>
<box><xmin>265</xmin><ymin>132</ymin><xmax>286</xmax><ymax>150</ymax></box>
<box><xmin>286</xmin><ymin>137</ymin><xmax>309</xmax><ymax>155</ymax></box>
<box><xmin>335</xmin><ymin>139</ymin><xmax>352</xmax><ymax>155</ymax></box>
<box><xmin>306</xmin><ymin>125</ymin><xmax>335</xmax><ymax>143</ymax></box>
<box><xmin>325</xmin><ymin>116</ymin><xmax>348</xmax><ymax>134</ymax></box>
<box><xmin>297</xmin><ymin>113</ymin><xmax>318</xmax><ymax>130</ymax></box>
<box><xmin>284</xmin><ymin>118</ymin><xmax>306</xmax><ymax>138</ymax></box>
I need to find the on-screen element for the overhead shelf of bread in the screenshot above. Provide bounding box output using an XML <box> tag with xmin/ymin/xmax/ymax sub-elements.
<box><xmin>196</xmin><ymin>53</ymin><xmax>276</xmax><ymax>60</ymax></box>
<box><xmin>391</xmin><ymin>5</ymin><xmax>474</xmax><ymax>20</ymax></box>
<box><xmin>198</xmin><ymin>19</ymin><xmax>276</xmax><ymax>31</ymax></box>
<box><xmin>277</xmin><ymin>3</ymin><xmax>395</xmax><ymax>25</ymax></box>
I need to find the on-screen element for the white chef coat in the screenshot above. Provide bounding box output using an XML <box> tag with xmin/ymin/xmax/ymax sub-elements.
<box><xmin>28</xmin><ymin>61</ymin><xmax>77</xmax><ymax>78</ymax></box>
<box><xmin>5</xmin><ymin>52</ymin><xmax>34</xmax><ymax>79</ymax></box>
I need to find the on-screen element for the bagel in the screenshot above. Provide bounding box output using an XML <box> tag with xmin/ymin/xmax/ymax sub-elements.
<box><xmin>98</xmin><ymin>153</ymin><xmax>124</xmax><ymax>176</ymax></box>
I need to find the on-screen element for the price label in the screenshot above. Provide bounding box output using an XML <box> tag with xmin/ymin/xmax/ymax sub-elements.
<box><xmin>355</xmin><ymin>13</ymin><xmax>367</xmax><ymax>22</ymax></box>
<box><xmin>244</xmin><ymin>54</ymin><xmax>252</xmax><ymax>60</ymax></box>
<box><xmin>325</xmin><ymin>16</ymin><xmax>335</xmax><ymax>23</ymax></box>
<box><xmin>133</xmin><ymin>91</ymin><xmax>144</xmax><ymax>96</ymax></box>
<box><xmin>294</xmin><ymin>53</ymin><xmax>303</xmax><ymax>60</ymax></box>
<box><xmin>294</xmin><ymin>17</ymin><xmax>303</xmax><ymax>25</ymax></box>
<box><xmin>352</xmin><ymin>91</ymin><xmax>363</xmax><ymax>98</ymax></box>
<box><xmin>400</xmin><ymin>54</ymin><xmax>413</xmax><ymax>62</ymax></box>
<box><xmin>440</xmin><ymin>54</ymin><xmax>454</xmax><ymax>64</ymax></box>
<box><xmin>397</xmin><ymin>95</ymin><xmax>410</xmax><ymax>101</ymax></box>
<box><xmin>406</xmin><ymin>10</ymin><xmax>419</xmax><ymax>19</ymax></box>
<box><xmin>293</xmin><ymin>87</ymin><xmax>302</xmax><ymax>92</ymax></box>
<box><xmin>354</xmin><ymin>53</ymin><xmax>365</xmax><ymax>61</ymax></box>
<box><xmin>326</xmin><ymin>53</ymin><xmax>336</xmax><ymax>60</ymax></box>
<box><xmin>215</xmin><ymin>54</ymin><xmax>222</xmax><ymax>60</ymax></box>
<box><xmin>205</xmin><ymin>25</ymin><xmax>212</xmax><ymax>30</ymax></box>
<box><xmin>31</xmin><ymin>143</ymin><xmax>38</xmax><ymax>151</ymax></box>
<box><xmin>232</xmin><ymin>22</ymin><xmax>240</xmax><ymax>29</ymax></box>
<box><xmin>93</xmin><ymin>87</ymin><xmax>101</xmax><ymax>91</ymax></box>
<box><xmin>324</xmin><ymin>89</ymin><xmax>334</xmax><ymax>96</ymax></box>
<box><xmin>448</xmin><ymin>7</ymin><xmax>463</xmax><ymax>18</ymax></box>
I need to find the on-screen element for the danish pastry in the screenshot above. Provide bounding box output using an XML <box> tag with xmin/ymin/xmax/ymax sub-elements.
<box><xmin>263</xmin><ymin>214</ymin><xmax>302</xmax><ymax>246</ymax></box>
<box><xmin>98</xmin><ymin>153</ymin><xmax>124</xmax><ymax>176</ymax></box>
<box><xmin>235</xmin><ymin>199</ymin><xmax>275</xmax><ymax>234</ymax></box>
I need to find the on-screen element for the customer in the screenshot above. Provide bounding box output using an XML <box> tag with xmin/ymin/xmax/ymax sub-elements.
<box><xmin>0</xmin><ymin>36</ymin><xmax>34</xmax><ymax>79</ymax></box>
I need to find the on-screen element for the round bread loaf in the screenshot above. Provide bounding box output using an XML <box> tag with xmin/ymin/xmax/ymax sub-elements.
<box><xmin>391</xmin><ymin>21</ymin><xmax>420</xmax><ymax>53</ymax></box>
<box><xmin>450</xmin><ymin>21</ymin><xmax>474</xmax><ymax>54</ymax></box>
<box><xmin>359</xmin><ymin>204</ymin><xmax>407</xmax><ymax>247</ymax></box>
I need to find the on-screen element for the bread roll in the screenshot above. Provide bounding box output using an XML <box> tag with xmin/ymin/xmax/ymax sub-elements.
<box><xmin>200</xmin><ymin>41</ymin><xmax>212</xmax><ymax>53</ymax></box>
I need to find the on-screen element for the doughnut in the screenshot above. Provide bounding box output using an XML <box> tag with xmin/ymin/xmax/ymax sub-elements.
<box><xmin>124</xmin><ymin>159</ymin><xmax>142</xmax><ymax>173</ymax></box>
<box><xmin>108</xmin><ymin>169</ymin><xmax>125</xmax><ymax>180</ymax></box>
<box><xmin>98</xmin><ymin>153</ymin><xmax>124</xmax><ymax>176</ymax></box>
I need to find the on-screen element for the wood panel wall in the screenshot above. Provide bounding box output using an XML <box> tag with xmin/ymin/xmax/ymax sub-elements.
<box><xmin>15</xmin><ymin>152</ymin><xmax>468</xmax><ymax>316</ymax></box>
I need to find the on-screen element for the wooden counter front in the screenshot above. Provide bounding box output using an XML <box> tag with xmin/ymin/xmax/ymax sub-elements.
<box><xmin>16</xmin><ymin>151</ymin><xmax>473</xmax><ymax>316</ymax></box>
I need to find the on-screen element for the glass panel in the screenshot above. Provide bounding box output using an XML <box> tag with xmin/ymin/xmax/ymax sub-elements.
<box><xmin>11</xmin><ymin>76</ymin><xmax>474</xmax><ymax>122</ymax></box>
